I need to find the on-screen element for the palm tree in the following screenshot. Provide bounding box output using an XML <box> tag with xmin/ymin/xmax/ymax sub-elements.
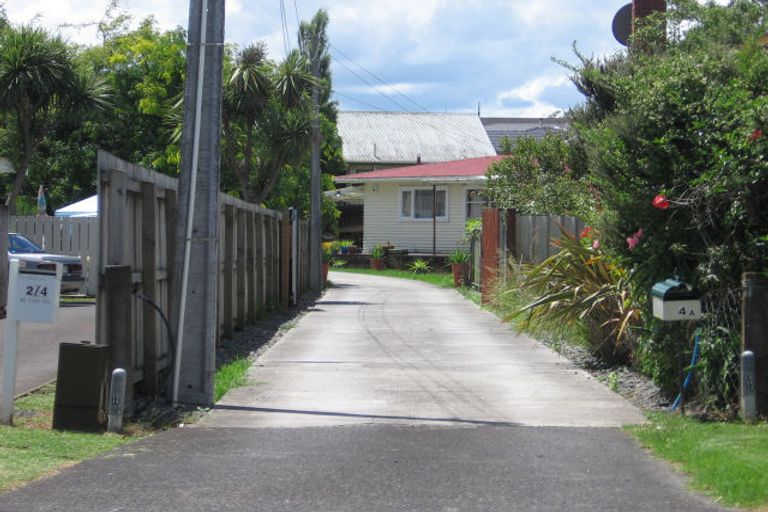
<box><xmin>0</xmin><ymin>24</ymin><xmax>109</xmax><ymax>315</ymax></box>
<box><xmin>222</xmin><ymin>44</ymin><xmax>315</xmax><ymax>203</ymax></box>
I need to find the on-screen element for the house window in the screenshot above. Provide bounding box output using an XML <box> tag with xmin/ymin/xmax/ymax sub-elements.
<box><xmin>466</xmin><ymin>189</ymin><xmax>493</xmax><ymax>219</ymax></box>
<box><xmin>400</xmin><ymin>187</ymin><xmax>447</xmax><ymax>220</ymax></box>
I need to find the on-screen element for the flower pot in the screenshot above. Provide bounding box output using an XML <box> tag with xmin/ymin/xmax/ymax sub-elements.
<box><xmin>322</xmin><ymin>262</ymin><xmax>329</xmax><ymax>286</ymax></box>
<box><xmin>370</xmin><ymin>258</ymin><xmax>384</xmax><ymax>270</ymax></box>
<box><xmin>451</xmin><ymin>263</ymin><xmax>468</xmax><ymax>287</ymax></box>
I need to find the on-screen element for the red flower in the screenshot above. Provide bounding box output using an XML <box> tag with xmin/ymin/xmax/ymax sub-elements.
<box><xmin>750</xmin><ymin>129</ymin><xmax>764</xmax><ymax>142</ymax></box>
<box><xmin>580</xmin><ymin>226</ymin><xmax>593</xmax><ymax>239</ymax></box>
<box><xmin>652</xmin><ymin>194</ymin><xmax>670</xmax><ymax>210</ymax></box>
<box><xmin>626</xmin><ymin>228</ymin><xmax>644</xmax><ymax>250</ymax></box>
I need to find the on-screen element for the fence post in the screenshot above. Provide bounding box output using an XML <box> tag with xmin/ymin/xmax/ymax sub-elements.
<box><xmin>255</xmin><ymin>214</ymin><xmax>265</xmax><ymax>316</ymax></box>
<box><xmin>742</xmin><ymin>272</ymin><xmax>768</xmax><ymax>414</ymax></box>
<box><xmin>104</xmin><ymin>265</ymin><xmax>133</xmax><ymax>416</ymax></box>
<box><xmin>281</xmin><ymin>210</ymin><xmax>291</xmax><ymax>312</ymax></box>
<box><xmin>140</xmin><ymin>183</ymin><xmax>160</xmax><ymax>396</ymax></box>
<box><xmin>245</xmin><ymin>211</ymin><xmax>256</xmax><ymax>323</ymax></box>
<box><xmin>481</xmin><ymin>208</ymin><xmax>501</xmax><ymax>304</ymax></box>
<box><xmin>236</xmin><ymin>209</ymin><xmax>246</xmax><ymax>330</ymax></box>
<box><xmin>505</xmin><ymin>209</ymin><xmax>517</xmax><ymax>258</ymax></box>
<box><xmin>223</xmin><ymin>204</ymin><xmax>235</xmax><ymax>339</ymax></box>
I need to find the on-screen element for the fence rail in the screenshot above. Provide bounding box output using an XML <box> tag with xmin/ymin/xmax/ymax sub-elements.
<box><xmin>96</xmin><ymin>150</ymin><xmax>310</xmax><ymax>395</ymax></box>
<box><xmin>10</xmin><ymin>216</ymin><xmax>98</xmax><ymax>295</ymax></box>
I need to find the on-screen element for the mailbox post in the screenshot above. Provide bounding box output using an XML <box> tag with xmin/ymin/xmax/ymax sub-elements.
<box><xmin>1</xmin><ymin>260</ymin><xmax>62</xmax><ymax>424</ymax></box>
<box><xmin>651</xmin><ymin>278</ymin><xmax>702</xmax><ymax>411</ymax></box>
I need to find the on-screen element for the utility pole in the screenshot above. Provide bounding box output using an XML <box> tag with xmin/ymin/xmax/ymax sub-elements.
<box><xmin>309</xmin><ymin>58</ymin><xmax>323</xmax><ymax>291</ymax></box>
<box><xmin>301</xmin><ymin>11</ymin><xmax>329</xmax><ymax>292</ymax></box>
<box><xmin>171</xmin><ymin>0</ymin><xmax>225</xmax><ymax>405</ymax></box>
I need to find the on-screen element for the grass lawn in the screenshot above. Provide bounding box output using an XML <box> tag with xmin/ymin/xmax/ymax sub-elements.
<box><xmin>330</xmin><ymin>266</ymin><xmax>454</xmax><ymax>288</ymax></box>
<box><xmin>628</xmin><ymin>412</ymin><xmax>768</xmax><ymax>509</ymax></box>
<box><xmin>0</xmin><ymin>384</ymin><xmax>130</xmax><ymax>493</ymax></box>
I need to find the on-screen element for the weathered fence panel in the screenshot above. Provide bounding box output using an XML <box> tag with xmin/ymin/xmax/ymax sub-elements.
<box><xmin>471</xmin><ymin>209</ymin><xmax>586</xmax><ymax>293</ymax></box>
<box><xmin>96</xmin><ymin>151</ymin><xmax>309</xmax><ymax>396</ymax></box>
<box><xmin>10</xmin><ymin>216</ymin><xmax>99</xmax><ymax>295</ymax></box>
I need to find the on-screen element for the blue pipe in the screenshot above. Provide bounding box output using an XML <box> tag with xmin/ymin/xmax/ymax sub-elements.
<box><xmin>670</xmin><ymin>333</ymin><xmax>701</xmax><ymax>411</ymax></box>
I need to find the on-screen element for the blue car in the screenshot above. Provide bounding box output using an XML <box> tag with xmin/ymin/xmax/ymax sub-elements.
<box><xmin>8</xmin><ymin>233</ymin><xmax>84</xmax><ymax>294</ymax></box>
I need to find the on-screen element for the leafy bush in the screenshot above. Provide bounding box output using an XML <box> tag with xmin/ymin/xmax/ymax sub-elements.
<box><xmin>554</xmin><ymin>0</ymin><xmax>768</xmax><ymax>405</ymax></box>
<box><xmin>370</xmin><ymin>244</ymin><xmax>385</xmax><ymax>259</ymax></box>
<box><xmin>503</xmin><ymin>227</ymin><xmax>641</xmax><ymax>364</ymax></box>
<box><xmin>407</xmin><ymin>258</ymin><xmax>432</xmax><ymax>274</ymax></box>
<box><xmin>448</xmin><ymin>248</ymin><xmax>470</xmax><ymax>265</ymax></box>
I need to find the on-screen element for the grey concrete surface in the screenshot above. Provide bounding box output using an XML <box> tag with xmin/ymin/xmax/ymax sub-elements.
<box><xmin>0</xmin><ymin>304</ymin><xmax>95</xmax><ymax>396</ymax></box>
<box><xmin>0</xmin><ymin>425</ymin><xmax>727</xmax><ymax>512</ymax></box>
<box><xmin>206</xmin><ymin>272</ymin><xmax>645</xmax><ymax>428</ymax></box>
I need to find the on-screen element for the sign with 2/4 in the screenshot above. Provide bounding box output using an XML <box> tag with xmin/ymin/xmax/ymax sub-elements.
<box><xmin>11</xmin><ymin>268</ymin><xmax>62</xmax><ymax>324</ymax></box>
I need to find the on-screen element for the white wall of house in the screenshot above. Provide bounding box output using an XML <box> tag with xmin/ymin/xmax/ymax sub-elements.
<box><xmin>362</xmin><ymin>181</ymin><xmax>483</xmax><ymax>254</ymax></box>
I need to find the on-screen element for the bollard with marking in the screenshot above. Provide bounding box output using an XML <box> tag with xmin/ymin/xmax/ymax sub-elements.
<box><xmin>107</xmin><ymin>368</ymin><xmax>127</xmax><ymax>433</ymax></box>
<box><xmin>741</xmin><ymin>351</ymin><xmax>756</xmax><ymax>422</ymax></box>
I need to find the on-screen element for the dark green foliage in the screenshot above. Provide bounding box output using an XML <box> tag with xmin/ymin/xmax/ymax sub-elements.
<box><xmin>561</xmin><ymin>0</ymin><xmax>768</xmax><ymax>405</ymax></box>
<box><xmin>486</xmin><ymin>133</ymin><xmax>593</xmax><ymax>218</ymax></box>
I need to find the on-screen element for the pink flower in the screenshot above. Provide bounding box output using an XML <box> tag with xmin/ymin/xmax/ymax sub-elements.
<box><xmin>563</xmin><ymin>163</ymin><xmax>572</xmax><ymax>174</ymax></box>
<box><xmin>580</xmin><ymin>226</ymin><xmax>593</xmax><ymax>239</ymax></box>
<box><xmin>531</xmin><ymin>158</ymin><xmax>541</xmax><ymax>168</ymax></box>
<box><xmin>592</xmin><ymin>239</ymin><xmax>600</xmax><ymax>250</ymax></box>
<box><xmin>750</xmin><ymin>129</ymin><xmax>764</xmax><ymax>142</ymax></box>
<box><xmin>652</xmin><ymin>194</ymin><xmax>670</xmax><ymax>210</ymax></box>
<box><xmin>626</xmin><ymin>228</ymin><xmax>643</xmax><ymax>250</ymax></box>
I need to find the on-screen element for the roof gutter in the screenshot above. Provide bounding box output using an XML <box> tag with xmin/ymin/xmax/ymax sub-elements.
<box><xmin>335</xmin><ymin>175</ymin><xmax>487</xmax><ymax>185</ymax></box>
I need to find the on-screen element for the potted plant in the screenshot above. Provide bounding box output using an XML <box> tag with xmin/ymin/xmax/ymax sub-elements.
<box><xmin>370</xmin><ymin>244</ymin><xmax>386</xmax><ymax>270</ymax></box>
<box><xmin>448</xmin><ymin>248</ymin><xmax>470</xmax><ymax>287</ymax></box>
<box><xmin>322</xmin><ymin>244</ymin><xmax>336</xmax><ymax>286</ymax></box>
<box><xmin>337</xmin><ymin>239</ymin><xmax>353</xmax><ymax>254</ymax></box>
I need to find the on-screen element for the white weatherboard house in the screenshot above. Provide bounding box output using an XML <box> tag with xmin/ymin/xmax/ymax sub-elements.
<box><xmin>336</xmin><ymin>156</ymin><xmax>502</xmax><ymax>254</ymax></box>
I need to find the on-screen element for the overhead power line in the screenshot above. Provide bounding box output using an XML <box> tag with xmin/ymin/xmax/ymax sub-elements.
<box><xmin>330</xmin><ymin>44</ymin><xmax>431</xmax><ymax>113</ymax></box>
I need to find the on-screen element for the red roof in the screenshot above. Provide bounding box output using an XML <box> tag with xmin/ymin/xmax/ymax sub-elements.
<box><xmin>336</xmin><ymin>156</ymin><xmax>503</xmax><ymax>182</ymax></box>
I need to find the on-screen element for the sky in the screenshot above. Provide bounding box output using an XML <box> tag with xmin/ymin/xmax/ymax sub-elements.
<box><xmin>2</xmin><ymin>1</ymin><xmax>661</xmax><ymax>117</ymax></box>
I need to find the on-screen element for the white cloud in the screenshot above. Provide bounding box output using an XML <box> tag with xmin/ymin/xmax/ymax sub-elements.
<box><xmin>490</xmin><ymin>74</ymin><xmax>572</xmax><ymax>117</ymax></box>
<box><xmin>343</xmin><ymin>82</ymin><xmax>435</xmax><ymax>96</ymax></box>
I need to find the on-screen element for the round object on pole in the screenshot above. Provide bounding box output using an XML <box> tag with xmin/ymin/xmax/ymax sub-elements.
<box><xmin>613</xmin><ymin>3</ymin><xmax>632</xmax><ymax>46</ymax></box>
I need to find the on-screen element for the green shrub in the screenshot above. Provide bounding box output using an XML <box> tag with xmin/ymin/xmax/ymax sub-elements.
<box><xmin>448</xmin><ymin>248</ymin><xmax>470</xmax><ymax>265</ymax></box>
<box><xmin>503</xmin><ymin>227</ymin><xmax>641</xmax><ymax>364</ymax></box>
<box><xmin>408</xmin><ymin>258</ymin><xmax>432</xmax><ymax>274</ymax></box>
<box><xmin>370</xmin><ymin>244</ymin><xmax>385</xmax><ymax>259</ymax></box>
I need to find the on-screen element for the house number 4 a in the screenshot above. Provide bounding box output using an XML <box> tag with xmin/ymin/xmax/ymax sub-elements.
<box><xmin>25</xmin><ymin>285</ymin><xmax>48</xmax><ymax>297</ymax></box>
<box><xmin>677</xmin><ymin>306</ymin><xmax>697</xmax><ymax>316</ymax></box>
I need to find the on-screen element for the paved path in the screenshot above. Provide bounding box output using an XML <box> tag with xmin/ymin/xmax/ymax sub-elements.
<box><xmin>207</xmin><ymin>272</ymin><xmax>644</xmax><ymax>428</ymax></box>
<box><xmin>0</xmin><ymin>304</ymin><xmax>95</xmax><ymax>396</ymax></box>
<box><xmin>0</xmin><ymin>274</ymin><xmax>727</xmax><ymax>511</ymax></box>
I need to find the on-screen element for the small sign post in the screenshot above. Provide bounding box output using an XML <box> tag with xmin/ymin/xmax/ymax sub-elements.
<box><xmin>1</xmin><ymin>260</ymin><xmax>62</xmax><ymax>425</ymax></box>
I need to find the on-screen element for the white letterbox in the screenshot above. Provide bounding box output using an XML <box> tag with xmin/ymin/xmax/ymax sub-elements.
<box><xmin>651</xmin><ymin>278</ymin><xmax>703</xmax><ymax>321</ymax></box>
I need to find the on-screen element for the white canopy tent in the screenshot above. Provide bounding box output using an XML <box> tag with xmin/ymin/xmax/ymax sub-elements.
<box><xmin>54</xmin><ymin>195</ymin><xmax>98</xmax><ymax>218</ymax></box>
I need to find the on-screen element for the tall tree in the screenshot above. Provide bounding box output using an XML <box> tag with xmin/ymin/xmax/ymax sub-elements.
<box><xmin>221</xmin><ymin>44</ymin><xmax>314</xmax><ymax>203</ymax></box>
<box><xmin>0</xmin><ymin>24</ymin><xmax>108</xmax><ymax>315</ymax></box>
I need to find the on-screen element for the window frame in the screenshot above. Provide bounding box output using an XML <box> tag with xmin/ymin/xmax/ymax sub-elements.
<box><xmin>464</xmin><ymin>187</ymin><xmax>493</xmax><ymax>221</ymax></box>
<box><xmin>398</xmin><ymin>186</ymin><xmax>449</xmax><ymax>222</ymax></box>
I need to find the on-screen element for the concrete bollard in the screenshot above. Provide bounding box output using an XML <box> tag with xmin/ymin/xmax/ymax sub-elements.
<box><xmin>107</xmin><ymin>368</ymin><xmax>127</xmax><ymax>433</ymax></box>
<box><xmin>741</xmin><ymin>351</ymin><xmax>756</xmax><ymax>422</ymax></box>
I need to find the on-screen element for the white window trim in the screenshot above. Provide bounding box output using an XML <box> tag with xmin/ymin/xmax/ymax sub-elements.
<box><xmin>398</xmin><ymin>186</ymin><xmax>449</xmax><ymax>222</ymax></box>
<box><xmin>464</xmin><ymin>186</ymin><xmax>492</xmax><ymax>221</ymax></box>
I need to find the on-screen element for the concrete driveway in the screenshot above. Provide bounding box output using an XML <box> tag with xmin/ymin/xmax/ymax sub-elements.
<box><xmin>0</xmin><ymin>303</ymin><xmax>95</xmax><ymax>396</ymax></box>
<box><xmin>207</xmin><ymin>272</ymin><xmax>644</xmax><ymax>428</ymax></box>
<box><xmin>0</xmin><ymin>274</ymin><xmax>727</xmax><ymax>511</ymax></box>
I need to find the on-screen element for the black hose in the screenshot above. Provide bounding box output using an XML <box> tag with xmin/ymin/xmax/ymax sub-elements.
<box><xmin>135</xmin><ymin>292</ymin><xmax>176</xmax><ymax>403</ymax></box>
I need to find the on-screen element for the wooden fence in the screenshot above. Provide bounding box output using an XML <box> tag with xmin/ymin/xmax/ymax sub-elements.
<box><xmin>96</xmin><ymin>150</ymin><xmax>310</xmax><ymax>395</ymax></box>
<box><xmin>10</xmin><ymin>216</ymin><xmax>98</xmax><ymax>295</ymax></box>
<box><xmin>473</xmin><ymin>209</ymin><xmax>586</xmax><ymax>300</ymax></box>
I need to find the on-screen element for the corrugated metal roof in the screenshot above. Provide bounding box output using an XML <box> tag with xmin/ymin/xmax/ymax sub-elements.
<box><xmin>338</xmin><ymin>111</ymin><xmax>497</xmax><ymax>164</ymax></box>
<box><xmin>336</xmin><ymin>156</ymin><xmax>502</xmax><ymax>183</ymax></box>
<box><xmin>481</xmin><ymin>117</ymin><xmax>569</xmax><ymax>154</ymax></box>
